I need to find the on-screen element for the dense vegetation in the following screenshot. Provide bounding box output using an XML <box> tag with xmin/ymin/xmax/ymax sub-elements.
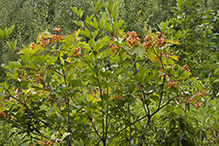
<box><xmin>0</xmin><ymin>0</ymin><xmax>219</xmax><ymax>145</ymax></box>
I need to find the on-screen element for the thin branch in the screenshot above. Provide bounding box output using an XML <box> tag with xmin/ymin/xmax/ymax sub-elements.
<box><xmin>151</xmin><ymin>98</ymin><xmax>173</xmax><ymax>117</ymax></box>
<box><xmin>7</xmin><ymin>91</ymin><xmax>54</xmax><ymax>130</ymax></box>
<box><xmin>31</xmin><ymin>131</ymin><xmax>67</xmax><ymax>145</ymax></box>
<box><xmin>69</xmin><ymin>104</ymin><xmax>103</xmax><ymax>141</ymax></box>
<box><xmin>158</xmin><ymin>76</ymin><xmax>165</xmax><ymax>109</ymax></box>
<box><xmin>54</xmin><ymin>95</ymin><xmax>75</xmax><ymax>140</ymax></box>
<box><xmin>108</xmin><ymin>98</ymin><xmax>173</xmax><ymax>145</ymax></box>
<box><xmin>128</xmin><ymin>102</ymin><xmax>131</xmax><ymax>144</ymax></box>
<box><xmin>95</xmin><ymin>139</ymin><xmax>102</xmax><ymax>146</ymax></box>
<box><xmin>141</xmin><ymin>93</ymin><xmax>148</xmax><ymax>116</ymax></box>
<box><xmin>107</xmin><ymin>114</ymin><xmax>148</xmax><ymax>145</ymax></box>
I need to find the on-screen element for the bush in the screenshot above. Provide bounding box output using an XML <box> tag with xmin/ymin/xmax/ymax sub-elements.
<box><xmin>0</xmin><ymin>0</ymin><xmax>210</xmax><ymax>145</ymax></box>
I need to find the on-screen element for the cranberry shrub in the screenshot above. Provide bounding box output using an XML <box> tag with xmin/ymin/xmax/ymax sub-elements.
<box><xmin>0</xmin><ymin>0</ymin><xmax>206</xmax><ymax>145</ymax></box>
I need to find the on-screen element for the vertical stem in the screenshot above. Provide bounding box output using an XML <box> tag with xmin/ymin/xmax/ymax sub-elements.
<box><xmin>96</xmin><ymin>72</ymin><xmax>105</xmax><ymax>145</ymax></box>
<box><xmin>128</xmin><ymin>102</ymin><xmax>131</xmax><ymax>144</ymax></box>
<box><xmin>105</xmin><ymin>76</ymin><xmax>109</xmax><ymax>144</ymax></box>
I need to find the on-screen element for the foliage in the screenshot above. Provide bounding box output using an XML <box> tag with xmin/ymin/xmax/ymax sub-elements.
<box><xmin>121</xmin><ymin>0</ymin><xmax>177</xmax><ymax>38</ymax></box>
<box><xmin>0</xmin><ymin>1</ymin><xmax>209</xmax><ymax>145</ymax></box>
<box><xmin>168</xmin><ymin>0</ymin><xmax>217</xmax><ymax>77</ymax></box>
<box><xmin>164</xmin><ymin>0</ymin><xmax>219</xmax><ymax>99</ymax></box>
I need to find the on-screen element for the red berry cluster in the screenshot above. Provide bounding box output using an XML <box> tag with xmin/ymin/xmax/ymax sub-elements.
<box><xmin>0</xmin><ymin>111</ymin><xmax>6</xmax><ymax>120</ymax></box>
<box><xmin>72</xmin><ymin>47</ymin><xmax>81</xmax><ymax>56</ymax></box>
<box><xmin>39</xmin><ymin>37</ymin><xmax>50</xmax><ymax>48</ymax></box>
<box><xmin>38</xmin><ymin>141</ymin><xmax>53</xmax><ymax>146</ymax></box>
<box><xmin>168</xmin><ymin>81</ymin><xmax>179</xmax><ymax>89</ymax></box>
<box><xmin>109</xmin><ymin>43</ymin><xmax>119</xmax><ymax>54</ymax></box>
<box><xmin>186</xmin><ymin>92</ymin><xmax>204</xmax><ymax>108</ymax></box>
<box><xmin>126</xmin><ymin>31</ymin><xmax>140</xmax><ymax>47</ymax></box>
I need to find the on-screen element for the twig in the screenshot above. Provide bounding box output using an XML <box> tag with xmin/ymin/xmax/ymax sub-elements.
<box><xmin>7</xmin><ymin>92</ymin><xmax>54</xmax><ymax>130</ymax></box>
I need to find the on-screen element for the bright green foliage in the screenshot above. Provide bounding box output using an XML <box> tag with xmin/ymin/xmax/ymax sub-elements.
<box><xmin>0</xmin><ymin>1</ymin><xmax>208</xmax><ymax>145</ymax></box>
<box><xmin>168</xmin><ymin>0</ymin><xmax>217</xmax><ymax>78</ymax></box>
<box><xmin>0</xmin><ymin>25</ymin><xmax>17</xmax><ymax>82</ymax></box>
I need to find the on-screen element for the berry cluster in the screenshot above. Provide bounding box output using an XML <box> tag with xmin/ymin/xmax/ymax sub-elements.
<box><xmin>30</xmin><ymin>28</ymin><xmax>63</xmax><ymax>49</ymax></box>
<box><xmin>186</xmin><ymin>97</ymin><xmax>195</xmax><ymax>104</ymax></box>
<box><xmin>183</xmin><ymin>64</ymin><xmax>190</xmax><ymax>72</ymax></box>
<box><xmin>0</xmin><ymin>111</ymin><xmax>6</xmax><ymax>120</ymax></box>
<box><xmin>168</xmin><ymin>81</ymin><xmax>179</xmax><ymax>89</ymax></box>
<box><xmin>35</xmin><ymin>74</ymin><xmax>44</xmax><ymax>84</ymax></box>
<box><xmin>153</xmin><ymin>32</ymin><xmax>166</xmax><ymax>47</ymax></box>
<box><xmin>39</xmin><ymin>37</ymin><xmax>50</xmax><ymax>48</ymax></box>
<box><xmin>109</xmin><ymin>43</ymin><xmax>119</xmax><ymax>54</ymax></box>
<box><xmin>143</xmin><ymin>32</ymin><xmax>166</xmax><ymax>50</ymax></box>
<box><xmin>72</xmin><ymin>47</ymin><xmax>81</xmax><ymax>56</ymax></box>
<box><xmin>30</xmin><ymin>42</ymin><xmax>37</xmax><ymax>49</ymax></box>
<box><xmin>51</xmin><ymin>32</ymin><xmax>63</xmax><ymax>43</ymax></box>
<box><xmin>143</xmin><ymin>35</ymin><xmax>152</xmax><ymax>50</ymax></box>
<box><xmin>186</xmin><ymin>92</ymin><xmax>204</xmax><ymax>108</ymax></box>
<box><xmin>126</xmin><ymin>31</ymin><xmax>140</xmax><ymax>47</ymax></box>
<box><xmin>38</xmin><ymin>141</ymin><xmax>53</xmax><ymax>146</ymax></box>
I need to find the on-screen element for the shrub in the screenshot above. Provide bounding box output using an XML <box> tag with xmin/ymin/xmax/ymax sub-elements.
<box><xmin>0</xmin><ymin>0</ymin><xmax>206</xmax><ymax>145</ymax></box>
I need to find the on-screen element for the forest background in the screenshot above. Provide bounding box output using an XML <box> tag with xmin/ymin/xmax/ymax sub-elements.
<box><xmin>0</xmin><ymin>0</ymin><xmax>219</xmax><ymax>145</ymax></box>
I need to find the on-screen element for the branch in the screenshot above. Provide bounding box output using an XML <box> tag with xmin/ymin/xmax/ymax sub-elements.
<box><xmin>54</xmin><ymin>95</ymin><xmax>75</xmax><ymax>140</ymax></box>
<box><xmin>70</xmin><ymin>104</ymin><xmax>103</xmax><ymax>141</ymax></box>
<box><xmin>7</xmin><ymin>91</ymin><xmax>54</xmax><ymax>130</ymax></box>
<box><xmin>108</xmin><ymin>98</ymin><xmax>173</xmax><ymax>145</ymax></box>
<box><xmin>158</xmin><ymin>76</ymin><xmax>165</xmax><ymax>109</ymax></box>
<box><xmin>31</xmin><ymin>131</ymin><xmax>67</xmax><ymax>145</ymax></box>
<box><xmin>107</xmin><ymin>114</ymin><xmax>149</xmax><ymax>145</ymax></box>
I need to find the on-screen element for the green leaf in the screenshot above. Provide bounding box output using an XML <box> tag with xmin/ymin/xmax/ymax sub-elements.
<box><xmin>107</xmin><ymin>0</ymin><xmax>112</xmax><ymax>14</ymax></box>
<box><xmin>88</xmin><ymin>17</ymin><xmax>98</xmax><ymax>29</ymax></box>
<box><xmin>173</xmin><ymin>135</ymin><xmax>179</xmax><ymax>146</ymax></box>
<box><xmin>6</xmin><ymin>40</ymin><xmax>17</xmax><ymax>52</ymax></box>
<box><xmin>127</xmin><ymin>82</ymin><xmax>135</xmax><ymax>93</ymax></box>
<box><xmin>104</xmin><ymin>22</ymin><xmax>113</xmax><ymax>33</ymax></box>
<box><xmin>112</xmin><ymin>8</ymin><xmax>118</xmax><ymax>22</ymax></box>
<box><xmin>158</xmin><ymin>21</ymin><xmax>169</xmax><ymax>33</ymax></box>
<box><xmin>0</xmin><ymin>29</ymin><xmax>4</xmax><ymax>39</ymax></box>
<box><xmin>133</xmin><ymin>46</ymin><xmax>145</xmax><ymax>58</ymax></box>
<box><xmin>3</xmin><ymin>82</ymin><xmax>9</xmax><ymax>89</ymax></box>
<box><xmin>4</xmin><ymin>28</ymin><xmax>7</xmax><ymax>39</ymax></box>
<box><xmin>7</xmin><ymin>61</ymin><xmax>23</xmax><ymax>68</ymax></box>
<box><xmin>55</xmin><ymin>116</ymin><xmax>64</xmax><ymax>125</ymax></box>
<box><xmin>74</xmin><ymin>138</ymin><xmax>84</xmax><ymax>146</ymax></box>
<box><xmin>46</xmin><ymin>74</ymin><xmax>52</xmax><ymax>85</ymax></box>
<box><xmin>96</xmin><ymin>0</ymin><xmax>103</xmax><ymax>12</ymax></box>
<box><xmin>178</xmin><ymin>71</ymin><xmax>191</xmax><ymax>80</ymax></box>
<box><xmin>61</xmin><ymin>132</ymin><xmax>71</xmax><ymax>140</ymax></box>
<box><xmin>98</xmin><ymin>36</ymin><xmax>109</xmax><ymax>50</ymax></box>
<box><xmin>214</xmin><ymin>79</ymin><xmax>219</xmax><ymax>84</ymax></box>
<box><xmin>146</xmin><ymin>49</ymin><xmax>156</xmax><ymax>62</ymax></box>
<box><xmin>80</xmin><ymin>28</ymin><xmax>91</xmax><ymax>38</ymax></box>
<box><xmin>6</xmin><ymin>24</ymin><xmax>15</xmax><ymax>39</ymax></box>
<box><xmin>20</xmin><ymin>81</ymin><xmax>30</xmax><ymax>89</ymax></box>
<box><xmin>85</xmin><ymin>14</ymin><xmax>94</xmax><ymax>26</ymax></box>
<box><xmin>60</xmin><ymin>57</ymin><xmax>64</xmax><ymax>65</ymax></box>
<box><xmin>71</xmin><ymin>7</ymin><xmax>78</xmax><ymax>14</ymax></box>
<box><xmin>99</xmin><ymin>18</ymin><xmax>105</xmax><ymax>30</ymax></box>
<box><xmin>88</xmin><ymin>38</ymin><xmax>96</xmax><ymax>51</ymax></box>
<box><xmin>36</xmin><ymin>33</ymin><xmax>41</xmax><ymax>43</ymax></box>
<box><xmin>115</xmin><ymin>19</ymin><xmax>124</xmax><ymax>32</ymax></box>
<box><xmin>92</xmin><ymin>30</ymin><xmax>98</xmax><ymax>38</ymax></box>
<box><xmin>214</xmin><ymin>68</ymin><xmax>219</xmax><ymax>75</ymax></box>
<box><xmin>170</xmin><ymin>55</ymin><xmax>179</xmax><ymax>61</ymax></box>
<box><xmin>73</xmin><ymin>20</ymin><xmax>83</xmax><ymax>27</ymax></box>
<box><xmin>71</xmin><ymin>7</ymin><xmax>84</xmax><ymax>18</ymax></box>
<box><xmin>79</xmin><ymin>9</ymin><xmax>84</xmax><ymax>18</ymax></box>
